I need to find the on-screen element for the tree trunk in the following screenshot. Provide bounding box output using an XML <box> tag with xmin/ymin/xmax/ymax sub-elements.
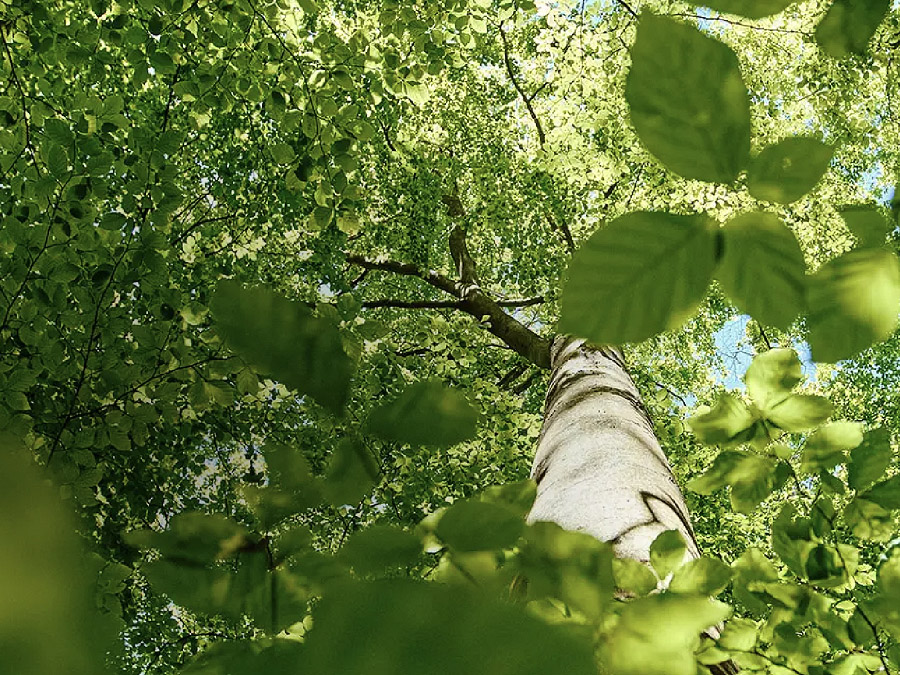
<box><xmin>529</xmin><ymin>336</ymin><xmax>699</xmax><ymax>564</ymax></box>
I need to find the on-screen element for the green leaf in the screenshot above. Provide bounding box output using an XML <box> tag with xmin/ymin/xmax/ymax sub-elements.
<box><xmin>649</xmin><ymin>530</ymin><xmax>687</xmax><ymax>579</ymax></box>
<box><xmin>800</xmin><ymin>421</ymin><xmax>864</xmax><ymax>473</ymax></box>
<box><xmin>765</xmin><ymin>394</ymin><xmax>833</xmax><ymax>431</ymax></box>
<box><xmin>366</xmin><ymin>379</ymin><xmax>478</xmax><ymax>447</ymax></box>
<box><xmin>124</xmin><ymin>512</ymin><xmax>252</xmax><ymax>564</ymax></box>
<box><xmin>436</xmin><ymin>499</ymin><xmax>524</xmax><ymax>552</ymax></box>
<box><xmin>747</xmin><ymin>137</ymin><xmax>833</xmax><ymax>204</ymax></box>
<box><xmin>669</xmin><ymin>557</ymin><xmax>733</xmax><ymax>595</ymax></box>
<box><xmin>625</xmin><ymin>13</ymin><xmax>750</xmax><ymax>183</ymax></box>
<box><xmin>863</xmin><ymin>474</ymin><xmax>900</xmax><ymax>510</ymax></box>
<box><xmin>560</xmin><ymin>211</ymin><xmax>717</xmax><ymax>343</ymax></box>
<box><xmin>744</xmin><ymin>348</ymin><xmax>802</xmax><ymax>409</ymax></box>
<box><xmin>605</xmin><ymin>594</ymin><xmax>731</xmax><ymax>675</ymax></box>
<box><xmin>848</xmin><ymin>427</ymin><xmax>892</xmax><ymax>491</ymax></box>
<box><xmin>840</xmin><ymin>205</ymin><xmax>890</xmax><ymax>249</ymax></box>
<box><xmin>815</xmin><ymin>0</ymin><xmax>890</xmax><ymax>58</ymax></box>
<box><xmin>842</xmin><ymin>497</ymin><xmax>894</xmax><ymax>541</ymax></box>
<box><xmin>771</xmin><ymin>504</ymin><xmax>814</xmax><ymax>577</ymax></box>
<box><xmin>688</xmin><ymin>450</ymin><xmax>780</xmax><ymax>513</ymax></box>
<box><xmin>699</xmin><ymin>0</ymin><xmax>795</xmax><ymax>19</ymax></box>
<box><xmin>299</xmin><ymin>580</ymin><xmax>596</xmax><ymax>675</ymax></box>
<box><xmin>807</xmin><ymin>249</ymin><xmax>900</xmax><ymax>363</ymax></box>
<box><xmin>210</xmin><ymin>281</ymin><xmax>354</xmax><ymax>414</ymax></box>
<box><xmin>688</xmin><ymin>393</ymin><xmax>758</xmax><ymax>445</ymax></box>
<box><xmin>323</xmin><ymin>438</ymin><xmax>379</xmax><ymax>507</ymax></box>
<box><xmin>338</xmin><ymin>525</ymin><xmax>422</xmax><ymax>576</ymax></box>
<box><xmin>613</xmin><ymin>557</ymin><xmax>659</xmax><ymax>596</ymax></box>
<box><xmin>716</xmin><ymin>212</ymin><xmax>807</xmax><ymax>329</ymax></box>
<box><xmin>480</xmin><ymin>479</ymin><xmax>537</xmax><ymax>517</ymax></box>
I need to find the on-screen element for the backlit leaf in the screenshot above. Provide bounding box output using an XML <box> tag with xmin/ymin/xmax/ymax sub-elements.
<box><xmin>716</xmin><ymin>212</ymin><xmax>807</xmax><ymax>329</ymax></box>
<box><xmin>744</xmin><ymin>348</ymin><xmax>802</xmax><ymax>409</ymax></box>
<box><xmin>841</xmin><ymin>205</ymin><xmax>890</xmax><ymax>249</ymax></box>
<box><xmin>650</xmin><ymin>530</ymin><xmax>687</xmax><ymax>579</ymax></box>
<box><xmin>688</xmin><ymin>393</ymin><xmax>758</xmax><ymax>445</ymax></box>
<box><xmin>561</xmin><ymin>211</ymin><xmax>717</xmax><ymax>343</ymax></box>
<box><xmin>669</xmin><ymin>557</ymin><xmax>733</xmax><ymax>595</ymax></box>
<box><xmin>436</xmin><ymin>499</ymin><xmax>524</xmax><ymax>552</ymax></box>
<box><xmin>765</xmin><ymin>394</ymin><xmax>833</xmax><ymax>431</ymax></box>
<box><xmin>807</xmin><ymin>249</ymin><xmax>900</xmax><ymax>363</ymax></box>
<box><xmin>800</xmin><ymin>422</ymin><xmax>864</xmax><ymax>473</ymax></box>
<box><xmin>747</xmin><ymin>137</ymin><xmax>833</xmax><ymax>204</ymax></box>
<box><xmin>625</xmin><ymin>13</ymin><xmax>750</xmax><ymax>182</ymax></box>
<box><xmin>848</xmin><ymin>427</ymin><xmax>892</xmax><ymax>491</ymax></box>
<box><xmin>700</xmin><ymin>0</ymin><xmax>796</xmax><ymax>19</ymax></box>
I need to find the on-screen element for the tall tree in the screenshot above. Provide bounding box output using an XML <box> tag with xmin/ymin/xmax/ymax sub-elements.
<box><xmin>5</xmin><ymin>1</ymin><xmax>900</xmax><ymax>674</ymax></box>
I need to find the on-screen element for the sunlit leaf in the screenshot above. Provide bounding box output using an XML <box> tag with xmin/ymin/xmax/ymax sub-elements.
<box><xmin>747</xmin><ymin>137</ymin><xmax>833</xmax><ymax>204</ymax></box>
<box><xmin>807</xmin><ymin>249</ymin><xmax>900</xmax><ymax>362</ymax></box>
<box><xmin>669</xmin><ymin>557</ymin><xmax>733</xmax><ymax>595</ymax></box>
<box><xmin>604</xmin><ymin>594</ymin><xmax>731</xmax><ymax>675</ymax></box>
<box><xmin>800</xmin><ymin>421</ymin><xmax>864</xmax><ymax>473</ymax></box>
<box><xmin>649</xmin><ymin>530</ymin><xmax>687</xmax><ymax>579</ymax></box>
<box><xmin>765</xmin><ymin>394</ymin><xmax>833</xmax><ymax>431</ymax></box>
<box><xmin>744</xmin><ymin>348</ymin><xmax>802</xmax><ymax>409</ymax></box>
<box><xmin>625</xmin><ymin>13</ymin><xmax>750</xmax><ymax>182</ymax></box>
<box><xmin>688</xmin><ymin>393</ymin><xmax>758</xmax><ymax>445</ymax></box>
<box><xmin>716</xmin><ymin>212</ymin><xmax>807</xmax><ymax>329</ymax></box>
<box><xmin>613</xmin><ymin>558</ymin><xmax>659</xmax><ymax>596</ymax></box>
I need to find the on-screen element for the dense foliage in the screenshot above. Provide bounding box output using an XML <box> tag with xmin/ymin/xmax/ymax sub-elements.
<box><xmin>4</xmin><ymin>0</ymin><xmax>900</xmax><ymax>673</ymax></box>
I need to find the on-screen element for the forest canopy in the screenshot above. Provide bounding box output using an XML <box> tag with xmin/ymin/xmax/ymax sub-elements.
<box><xmin>4</xmin><ymin>0</ymin><xmax>900</xmax><ymax>673</ymax></box>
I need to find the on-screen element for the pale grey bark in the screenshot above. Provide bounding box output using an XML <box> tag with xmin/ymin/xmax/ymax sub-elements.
<box><xmin>529</xmin><ymin>336</ymin><xmax>699</xmax><ymax>564</ymax></box>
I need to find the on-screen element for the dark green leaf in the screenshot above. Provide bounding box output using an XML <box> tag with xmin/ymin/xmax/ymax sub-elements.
<box><xmin>210</xmin><ymin>281</ymin><xmax>353</xmax><ymax>414</ymax></box>
<box><xmin>842</xmin><ymin>497</ymin><xmax>894</xmax><ymax>541</ymax></box>
<box><xmin>649</xmin><ymin>529</ymin><xmax>687</xmax><ymax>579</ymax></box>
<box><xmin>613</xmin><ymin>558</ymin><xmax>659</xmax><ymax>596</ymax></box>
<box><xmin>841</xmin><ymin>205</ymin><xmax>890</xmax><ymax>249</ymax></box>
<box><xmin>625</xmin><ymin>13</ymin><xmax>750</xmax><ymax>182</ymax></box>
<box><xmin>560</xmin><ymin>211</ymin><xmax>717</xmax><ymax>343</ymax></box>
<box><xmin>815</xmin><ymin>0</ymin><xmax>890</xmax><ymax>58</ymax></box>
<box><xmin>716</xmin><ymin>212</ymin><xmax>807</xmax><ymax>329</ymax></box>
<box><xmin>807</xmin><ymin>249</ymin><xmax>900</xmax><ymax>363</ymax></box>
<box><xmin>863</xmin><ymin>474</ymin><xmax>900</xmax><ymax>510</ymax></box>
<box><xmin>699</xmin><ymin>0</ymin><xmax>795</xmax><ymax>19</ymax></box>
<box><xmin>338</xmin><ymin>525</ymin><xmax>421</xmax><ymax>576</ymax></box>
<box><xmin>848</xmin><ymin>427</ymin><xmax>892</xmax><ymax>491</ymax></box>
<box><xmin>436</xmin><ymin>499</ymin><xmax>524</xmax><ymax>552</ymax></box>
<box><xmin>366</xmin><ymin>379</ymin><xmax>478</xmax><ymax>447</ymax></box>
<box><xmin>124</xmin><ymin>512</ymin><xmax>251</xmax><ymax>564</ymax></box>
<box><xmin>747</xmin><ymin>137</ymin><xmax>833</xmax><ymax>204</ymax></box>
<box><xmin>299</xmin><ymin>580</ymin><xmax>597</xmax><ymax>675</ymax></box>
<box><xmin>323</xmin><ymin>438</ymin><xmax>379</xmax><ymax>507</ymax></box>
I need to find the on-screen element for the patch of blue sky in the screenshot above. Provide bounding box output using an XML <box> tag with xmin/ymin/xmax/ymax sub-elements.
<box><xmin>711</xmin><ymin>314</ymin><xmax>816</xmax><ymax>391</ymax></box>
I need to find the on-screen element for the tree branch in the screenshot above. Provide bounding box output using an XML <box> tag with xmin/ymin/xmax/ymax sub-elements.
<box><xmin>363</xmin><ymin>296</ymin><xmax>544</xmax><ymax>310</ymax></box>
<box><xmin>499</xmin><ymin>27</ymin><xmax>547</xmax><ymax>148</ymax></box>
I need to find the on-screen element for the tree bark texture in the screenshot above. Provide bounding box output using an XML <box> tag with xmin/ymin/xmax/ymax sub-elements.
<box><xmin>529</xmin><ymin>336</ymin><xmax>699</xmax><ymax>564</ymax></box>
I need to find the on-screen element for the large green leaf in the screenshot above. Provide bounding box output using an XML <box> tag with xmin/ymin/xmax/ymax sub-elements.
<box><xmin>650</xmin><ymin>530</ymin><xmax>688</xmax><ymax>579</ymax></box>
<box><xmin>604</xmin><ymin>594</ymin><xmax>731</xmax><ymax>675</ymax></box>
<box><xmin>436</xmin><ymin>498</ymin><xmax>524</xmax><ymax>552</ymax></box>
<box><xmin>800</xmin><ymin>421</ymin><xmax>864</xmax><ymax>474</ymax></box>
<box><xmin>625</xmin><ymin>13</ymin><xmax>750</xmax><ymax>183</ymax></box>
<box><xmin>338</xmin><ymin>525</ymin><xmax>422</xmax><ymax>576</ymax></box>
<box><xmin>124</xmin><ymin>512</ymin><xmax>252</xmax><ymax>564</ymax></box>
<box><xmin>298</xmin><ymin>580</ymin><xmax>597</xmax><ymax>675</ymax></box>
<box><xmin>699</xmin><ymin>0</ymin><xmax>796</xmax><ymax>19</ymax></box>
<box><xmin>366</xmin><ymin>379</ymin><xmax>478</xmax><ymax>447</ymax></box>
<box><xmin>848</xmin><ymin>427</ymin><xmax>892</xmax><ymax>491</ymax></box>
<box><xmin>323</xmin><ymin>438</ymin><xmax>379</xmax><ymax>507</ymax></box>
<box><xmin>669</xmin><ymin>557</ymin><xmax>733</xmax><ymax>595</ymax></box>
<box><xmin>688</xmin><ymin>450</ymin><xmax>782</xmax><ymax>513</ymax></box>
<box><xmin>815</xmin><ymin>0</ymin><xmax>890</xmax><ymax>58</ymax></box>
<box><xmin>840</xmin><ymin>206</ymin><xmax>890</xmax><ymax>249</ymax></box>
<box><xmin>807</xmin><ymin>249</ymin><xmax>900</xmax><ymax>362</ymax></box>
<box><xmin>716</xmin><ymin>213</ymin><xmax>807</xmax><ymax>329</ymax></box>
<box><xmin>765</xmin><ymin>394</ymin><xmax>833</xmax><ymax>431</ymax></box>
<box><xmin>744</xmin><ymin>348</ymin><xmax>802</xmax><ymax>409</ymax></box>
<box><xmin>210</xmin><ymin>281</ymin><xmax>354</xmax><ymax>414</ymax></box>
<box><xmin>688</xmin><ymin>393</ymin><xmax>759</xmax><ymax>445</ymax></box>
<box><xmin>560</xmin><ymin>212</ymin><xmax>718</xmax><ymax>343</ymax></box>
<box><xmin>747</xmin><ymin>137</ymin><xmax>833</xmax><ymax>204</ymax></box>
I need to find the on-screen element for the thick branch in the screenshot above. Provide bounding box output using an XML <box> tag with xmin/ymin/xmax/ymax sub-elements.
<box><xmin>345</xmin><ymin>254</ymin><xmax>459</xmax><ymax>296</ymax></box>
